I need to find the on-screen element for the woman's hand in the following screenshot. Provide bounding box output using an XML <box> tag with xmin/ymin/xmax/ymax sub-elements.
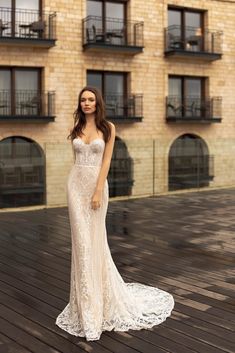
<box><xmin>91</xmin><ymin>189</ymin><xmax>102</xmax><ymax>210</ymax></box>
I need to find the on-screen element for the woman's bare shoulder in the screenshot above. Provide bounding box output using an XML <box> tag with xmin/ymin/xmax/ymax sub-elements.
<box><xmin>107</xmin><ymin>121</ymin><xmax>116</xmax><ymax>132</ymax></box>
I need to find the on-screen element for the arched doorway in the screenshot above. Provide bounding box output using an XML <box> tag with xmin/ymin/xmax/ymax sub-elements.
<box><xmin>108</xmin><ymin>137</ymin><xmax>134</xmax><ymax>197</ymax></box>
<box><xmin>169</xmin><ymin>134</ymin><xmax>213</xmax><ymax>191</ymax></box>
<box><xmin>0</xmin><ymin>136</ymin><xmax>45</xmax><ymax>208</ymax></box>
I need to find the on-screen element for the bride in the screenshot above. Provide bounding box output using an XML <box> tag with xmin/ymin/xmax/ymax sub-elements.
<box><xmin>55</xmin><ymin>86</ymin><xmax>174</xmax><ymax>341</ymax></box>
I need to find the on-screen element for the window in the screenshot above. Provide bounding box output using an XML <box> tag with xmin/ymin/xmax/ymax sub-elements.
<box><xmin>169</xmin><ymin>134</ymin><xmax>212</xmax><ymax>191</ymax></box>
<box><xmin>168</xmin><ymin>7</ymin><xmax>204</xmax><ymax>51</ymax></box>
<box><xmin>0</xmin><ymin>136</ymin><xmax>45</xmax><ymax>208</ymax></box>
<box><xmin>0</xmin><ymin>0</ymin><xmax>41</xmax><ymax>37</ymax></box>
<box><xmin>86</xmin><ymin>0</ymin><xmax>126</xmax><ymax>45</ymax></box>
<box><xmin>168</xmin><ymin>76</ymin><xmax>206</xmax><ymax>118</ymax></box>
<box><xmin>0</xmin><ymin>67</ymin><xmax>41</xmax><ymax>115</ymax></box>
<box><xmin>87</xmin><ymin>71</ymin><xmax>127</xmax><ymax>116</ymax></box>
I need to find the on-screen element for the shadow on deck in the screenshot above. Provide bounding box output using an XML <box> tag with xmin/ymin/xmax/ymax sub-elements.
<box><xmin>0</xmin><ymin>188</ymin><xmax>234</xmax><ymax>353</ymax></box>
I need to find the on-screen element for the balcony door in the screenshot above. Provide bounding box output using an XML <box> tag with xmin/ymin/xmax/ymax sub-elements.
<box><xmin>0</xmin><ymin>70</ymin><xmax>10</xmax><ymax>115</ymax></box>
<box><xmin>87</xmin><ymin>71</ymin><xmax>126</xmax><ymax>117</ymax></box>
<box><xmin>87</xmin><ymin>0</ymin><xmax>125</xmax><ymax>44</ymax></box>
<box><xmin>105</xmin><ymin>1</ymin><xmax>125</xmax><ymax>44</ymax></box>
<box><xmin>15</xmin><ymin>69</ymin><xmax>40</xmax><ymax>115</ymax></box>
<box><xmin>168</xmin><ymin>8</ymin><xmax>203</xmax><ymax>51</ymax></box>
<box><xmin>0</xmin><ymin>0</ymin><xmax>40</xmax><ymax>37</ymax></box>
<box><xmin>168</xmin><ymin>76</ymin><xmax>204</xmax><ymax>118</ymax></box>
<box><xmin>0</xmin><ymin>68</ymin><xmax>41</xmax><ymax>116</ymax></box>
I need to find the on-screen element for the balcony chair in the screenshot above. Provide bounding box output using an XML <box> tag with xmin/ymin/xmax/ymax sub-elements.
<box><xmin>29</xmin><ymin>20</ymin><xmax>45</xmax><ymax>38</ymax></box>
<box><xmin>92</xmin><ymin>25</ymin><xmax>112</xmax><ymax>43</ymax></box>
<box><xmin>19</xmin><ymin>19</ymin><xmax>45</xmax><ymax>38</ymax></box>
<box><xmin>0</xmin><ymin>19</ymin><xmax>9</xmax><ymax>36</ymax></box>
<box><xmin>167</xmin><ymin>100</ymin><xmax>197</xmax><ymax>118</ymax></box>
<box><xmin>167</xmin><ymin>33</ymin><xmax>184</xmax><ymax>50</ymax></box>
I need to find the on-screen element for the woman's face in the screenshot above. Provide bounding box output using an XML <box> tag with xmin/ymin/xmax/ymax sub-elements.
<box><xmin>80</xmin><ymin>90</ymin><xmax>96</xmax><ymax>115</ymax></box>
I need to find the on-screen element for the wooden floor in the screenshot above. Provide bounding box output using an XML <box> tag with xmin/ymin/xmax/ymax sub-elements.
<box><xmin>0</xmin><ymin>188</ymin><xmax>234</xmax><ymax>353</ymax></box>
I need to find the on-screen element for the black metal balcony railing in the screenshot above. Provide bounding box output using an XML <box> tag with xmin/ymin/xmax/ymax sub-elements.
<box><xmin>165</xmin><ymin>25</ymin><xmax>222</xmax><ymax>58</ymax></box>
<box><xmin>169</xmin><ymin>155</ymin><xmax>214</xmax><ymax>190</ymax></box>
<box><xmin>104</xmin><ymin>94</ymin><xmax>143</xmax><ymax>121</ymax></box>
<box><xmin>166</xmin><ymin>96</ymin><xmax>222</xmax><ymax>122</ymax></box>
<box><xmin>0</xmin><ymin>7</ymin><xmax>56</xmax><ymax>41</ymax></box>
<box><xmin>83</xmin><ymin>16</ymin><xmax>144</xmax><ymax>50</ymax></box>
<box><xmin>0</xmin><ymin>90</ymin><xmax>55</xmax><ymax>119</ymax></box>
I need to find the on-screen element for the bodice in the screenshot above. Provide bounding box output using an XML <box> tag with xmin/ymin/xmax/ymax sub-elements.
<box><xmin>73</xmin><ymin>137</ymin><xmax>105</xmax><ymax>167</ymax></box>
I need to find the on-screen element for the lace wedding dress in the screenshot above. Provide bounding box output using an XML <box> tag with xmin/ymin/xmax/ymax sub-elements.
<box><xmin>56</xmin><ymin>137</ymin><xmax>174</xmax><ymax>341</ymax></box>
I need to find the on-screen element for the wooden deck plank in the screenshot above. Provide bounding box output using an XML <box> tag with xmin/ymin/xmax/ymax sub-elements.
<box><xmin>0</xmin><ymin>332</ymin><xmax>32</xmax><ymax>353</ymax></box>
<box><xmin>0</xmin><ymin>188</ymin><xmax>235</xmax><ymax>353</ymax></box>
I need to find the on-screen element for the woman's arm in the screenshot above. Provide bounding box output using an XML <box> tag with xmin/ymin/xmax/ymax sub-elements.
<box><xmin>91</xmin><ymin>122</ymin><xmax>115</xmax><ymax>209</ymax></box>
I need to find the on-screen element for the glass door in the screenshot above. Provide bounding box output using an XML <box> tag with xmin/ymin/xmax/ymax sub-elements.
<box><xmin>185</xmin><ymin>78</ymin><xmax>202</xmax><ymax>117</ymax></box>
<box><xmin>0</xmin><ymin>69</ymin><xmax>11</xmax><ymax>115</ymax></box>
<box><xmin>105</xmin><ymin>73</ymin><xmax>124</xmax><ymax>116</ymax></box>
<box><xmin>0</xmin><ymin>0</ymin><xmax>11</xmax><ymax>36</ymax></box>
<box><xmin>168</xmin><ymin>77</ymin><xmax>182</xmax><ymax>117</ymax></box>
<box><xmin>185</xmin><ymin>12</ymin><xmax>202</xmax><ymax>51</ymax></box>
<box><xmin>106</xmin><ymin>1</ymin><xmax>125</xmax><ymax>45</ymax></box>
<box><xmin>15</xmin><ymin>69</ymin><xmax>39</xmax><ymax>115</ymax></box>
<box><xmin>15</xmin><ymin>0</ymin><xmax>39</xmax><ymax>37</ymax></box>
<box><xmin>87</xmin><ymin>0</ymin><xmax>103</xmax><ymax>42</ymax></box>
<box><xmin>168</xmin><ymin>9</ymin><xmax>182</xmax><ymax>49</ymax></box>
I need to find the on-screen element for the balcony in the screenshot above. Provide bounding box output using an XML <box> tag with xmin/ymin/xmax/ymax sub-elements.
<box><xmin>82</xmin><ymin>16</ymin><xmax>144</xmax><ymax>54</ymax></box>
<box><xmin>0</xmin><ymin>7</ymin><xmax>56</xmax><ymax>48</ymax></box>
<box><xmin>164</xmin><ymin>26</ymin><xmax>222</xmax><ymax>61</ymax></box>
<box><xmin>0</xmin><ymin>90</ymin><xmax>55</xmax><ymax>122</ymax></box>
<box><xmin>166</xmin><ymin>96</ymin><xmax>222</xmax><ymax>123</ymax></box>
<box><xmin>104</xmin><ymin>94</ymin><xmax>143</xmax><ymax>123</ymax></box>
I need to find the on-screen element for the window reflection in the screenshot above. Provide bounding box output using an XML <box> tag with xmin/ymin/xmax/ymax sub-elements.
<box><xmin>16</xmin><ymin>0</ymin><xmax>39</xmax><ymax>10</ymax></box>
<box><xmin>169</xmin><ymin>134</ymin><xmax>211</xmax><ymax>190</ymax></box>
<box><xmin>0</xmin><ymin>136</ymin><xmax>45</xmax><ymax>208</ymax></box>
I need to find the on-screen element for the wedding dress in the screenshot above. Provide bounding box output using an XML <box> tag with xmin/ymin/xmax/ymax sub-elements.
<box><xmin>56</xmin><ymin>137</ymin><xmax>174</xmax><ymax>341</ymax></box>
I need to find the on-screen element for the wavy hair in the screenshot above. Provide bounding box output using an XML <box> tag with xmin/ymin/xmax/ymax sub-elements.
<box><xmin>68</xmin><ymin>86</ymin><xmax>112</xmax><ymax>142</ymax></box>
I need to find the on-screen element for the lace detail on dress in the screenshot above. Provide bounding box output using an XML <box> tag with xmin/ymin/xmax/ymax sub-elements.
<box><xmin>55</xmin><ymin>137</ymin><xmax>174</xmax><ymax>341</ymax></box>
<box><xmin>73</xmin><ymin>137</ymin><xmax>105</xmax><ymax>167</ymax></box>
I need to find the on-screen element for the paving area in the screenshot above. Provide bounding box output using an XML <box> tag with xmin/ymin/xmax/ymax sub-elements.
<box><xmin>0</xmin><ymin>188</ymin><xmax>234</xmax><ymax>353</ymax></box>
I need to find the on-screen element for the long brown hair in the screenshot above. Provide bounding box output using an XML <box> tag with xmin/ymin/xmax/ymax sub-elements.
<box><xmin>67</xmin><ymin>86</ymin><xmax>112</xmax><ymax>142</ymax></box>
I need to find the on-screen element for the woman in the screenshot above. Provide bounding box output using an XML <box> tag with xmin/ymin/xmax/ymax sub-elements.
<box><xmin>56</xmin><ymin>86</ymin><xmax>174</xmax><ymax>341</ymax></box>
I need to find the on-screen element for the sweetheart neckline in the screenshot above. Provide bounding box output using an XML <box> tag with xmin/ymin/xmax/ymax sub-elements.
<box><xmin>75</xmin><ymin>137</ymin><xmax>105</xmax><ymax>145</ymax></box>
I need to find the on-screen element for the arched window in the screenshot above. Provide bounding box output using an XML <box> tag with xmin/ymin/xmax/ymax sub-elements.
<box><xmin>169</xmin><ymin>134</ymin><xmax>213</xmax><ymax>191</ymax></box>
<box><xmin>0</xmin><ymin>136</ymin><xmax>45</xmax><ymax>208</ymax></box>
<box><xmin>108</xmin><ymin>137</ymin><xmax>134</xmax><ymax>197</ymax></box>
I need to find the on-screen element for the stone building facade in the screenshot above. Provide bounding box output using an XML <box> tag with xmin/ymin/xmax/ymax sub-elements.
<box><xmin>0</xmin><ymin>0</ymin><xmax>234</xmax><ymax>209</ymax></box>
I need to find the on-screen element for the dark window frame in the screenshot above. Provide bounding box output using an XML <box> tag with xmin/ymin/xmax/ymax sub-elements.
<box><xmin>0</xmin><ymin>66</ymin><xmax>42</xmax><ymax>115</ymax></box>
<box><xmin>169</xmin><ymin>75</ymin><xmax>206</xmax><ymax>99</ymax></box>
<box><xmin>87</xmin><ymin>0</ymin><xmax>127</xmax><ymax>38</ymax></box>
<box><xmin>168</xmin><ymin>6</ymin><xmax>205</xmax><ymax>50</ymax></box>
<box><xmin>168</xmin><ymin>75</ymin><xmax>207</xmax><ymax>118</ymax></box>
<box><xmin>3</xmin><ymin>0</ymin><xmax>43</xmax><ymax>37</ymax></box>
<box><xmin>87</xmin><ymin>70</ymin><xmax>128</xmax><ymax>98</ymax></box>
